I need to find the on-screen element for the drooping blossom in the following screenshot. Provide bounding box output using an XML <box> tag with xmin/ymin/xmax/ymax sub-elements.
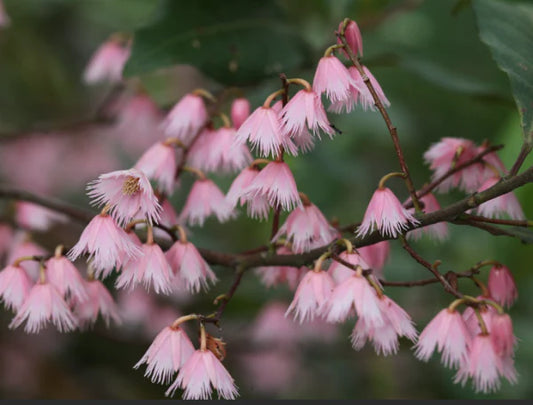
<box><xmin>359</xmin><ymin>66</ymin><xmax>390</xmax><ymax>110</ymax></box>
<box><xmin>327</xmin><ymin>250</ymin><xmax>370</xmax><ymax>284</ymax></box>
<box><xmin>255</xmin><ymin>246</ymin><xmax>307</xmax><ymax>290</ymax></box>
<box><xmin>226</xmin><ymin>166</ymin><xmax>270</xmax><ymax>221</ymax></box>
<box><xmin>68</xmin><ymin>213</ymin><xmax>142</xmax><ymax>278</ymax></box>
<box><xmin>83</xmin><ymin>37</ymin><xmax>130</xmax><ymax>84</ymax></box>
<box><xmin>235</xmin><ymin>105</ymin><xmax>298</xmax><ymax>157</ymax></box>
<box><xmin>414</xmin><ymin>308</ymin><xmax>471</xmax><ymax>368</ymax></box>
<box><xmin>337</xmin><ymin>19</ymin><xmax>363</xmax><ymax>57</ymax></box>
<box><xmin>0</xmin><ymin>264</ymin><xmax>32</xmax><ymax>311</ymax></box>
<box><xmin>134</xmin><ymin>142</ymin><xmax>178</xmax><ymax>195</ymax></box>
<box><xmin>6</xmin><ymin>235</ymin><xmax>47</xmax><ymax>281</ymax></box>
<box><xmin>179</xmin><ymin>179</ymin><xmax>236</xmax><ymax>226</ymax></box>
<box><xmin>462</xmin><ymin>305</ymin><xmax>495</xmax><ymax>337</ymax></box>
<box><xmin>490</xmin><ymin>313</ymin><xmax>516</xmax><ymax>358</ymax></box>
<box><xmin>479</xmin><ymin>145</ymin><xmax>507</xmax><ymax>182</ymax></box>
<box><xmin>243</xmin><ymin>161</ymin><xmax>301</xmax><ymax>212</ymax></box>
<box><xmin>358</xmin><ymin>241</ymin><xmax>390</xmax><ymax>279</ymax></box>
<box><xmin>15</xmin><ymin>201</ymin><xmax>67</xmax><ymax>232</ymax></box>
<box><xmin>135</xmin><ymin>325</ymin><xmax>195</xmax><ymax>384</ymax></box>
<box><xmin>9</xmin><ymin>282</ymin><xmax>78</xmax><ymax>333</ymax></box>
<box><xmin>286</xmin><ymin>270</ymin><xmax>335</xmax><ymax>323</ymax></box>
<box><xmin>161</xmin><ymin>93</ymin><xmax>208</xmax><ymax>144</ymax></box>
<box><xmin>153</xmin><ymin>197</ymin><xmax>181</xmax><ymax>242</ymax></box>
<box><xmin>73</xmin><ymin>278</ymin><xmax>121</xmax><ymax>328</ymax></box>
<box><xmin>45</xmin><ymin>255</ymin><xmax>87</xmax><ymax>301</ymax></box>
<box><xmin>356</xmin><ymin>187</ymin><xmax>419</xmax><ymax>238</ymax></box>
<box><xmin>406</xmin><ymin>193</ymin><xmax>448</xmax><ymax>241</ymax></box>
<box><xmin>312</xmin><ymin>55</ymin><xmax>357</xmax><ymax>104</ymax></box>
<box><xmin>487</xmin><ymin>264</ymin><xmax>517</xmax><ymax>308</ymax></box>
<box><xmin>230</xmin><ymin>98</ymin><xmax>251</xmax><ymax>129</ymax></box>
<box><xmin>476</xmin><ymin>176</ymin><xmax>524</xmax><ymax>220</ymax></box>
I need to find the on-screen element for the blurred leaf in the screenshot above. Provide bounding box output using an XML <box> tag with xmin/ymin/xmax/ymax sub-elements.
<box><xmin>474</xmin><ymin>0</ymin><xmax>533</xmax><ymax>144</ymax></box>
<box><xmin>124</xmin><ymin>0</ymin><xmax>311</xmax><ymax>86</ymax></box>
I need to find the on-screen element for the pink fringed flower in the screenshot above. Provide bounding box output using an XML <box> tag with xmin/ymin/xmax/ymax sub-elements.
<box><xmin>166</xmin><ymin>349</ymin><xmax>238</xmax><ymax>399</ymax></box>
<box><xmin>135</xmin><ymin>325</ymin><xmax>195</xmax><ymax>384</ymax></box>
<box><xmin>312</xmin><ymin>55</ymin><xmax>357</xmax><ymax>103</ymax></box>
<box><xmin>337</xmin><ymin>19</ymin><xmax>363</xmax><ymax>57</ymax></box>
<box><xmin>358</xmin><ymin>241</ymin><xmax>390</xmax><ymax>279</ymax></box>
<box><xmin>235</xmin><ymin>106</ymin><xmax>297</xmax><ymax>157</ymax></box>
<box><xmin>356</xmin><ymin>187</ymin><xmax>419</xmax><ymax>238</ymax></box>
<box><xmin>179</xmin><ymin>179</ymin><xmax>235</xmax><ymax>226</ymax></box>
<box><xmin>0</xmin><ymin>264</ymin><xmax>32</xmax><ymax>311</ymax></box>
<box><xmin>490</xmin><ymin>313</ymin><xmax>516</xmax><ymax>358</ymax></box>
<box><xmin>7</xmin><ymin>236</ymin><xmax>47</xmax><ymax>281</ymax></box>
<box><xmin>479</xmin><ymin>145</ymin><xmax>507</xmax><ymax>181</ymax></box>
<box><xmin>68</xmin><ymin>214</ymin><xmax>142</xmax><ymax>278</ymax></box>
<box><xmin>359</xmin><ymin>66</ymin><xmax>390</xmax><ymax>110</ymax></box>
<box><xmin>327</xmin><ymin>250</ymin><xmax>370</xmax><ymax>284</ymax></box>
<box><xmin>406</xmin><ymin>193</ymin><xmax>448</xmax><ymax>241</ymax></box>
<box><xmin>46</xmin><ymin>256</ymin><xmax>87</xmax><ymax>301</ymax></box>
<box><xmin>116</xmin><ymin>243</ymin><xmax>173</xmax><ymax>294</ymax></box>
<box><xmin>281</xmin><ymin>89</ymin><xmax>334</xmax><ymax>139</ymax></box>
<box><xmin>226</xmin><ymin>167</ymin><xmax>270</xmax><ymax>220</ymax></box>
<box><xmin>273</xmin><ymin>201</ymin><xmax>338</xmax><ymax>253</ymax></box>
<box><xmin>231</xmin><ymin>98</ymin><xmax>251</xmax><ymax>129</ymax></box>
<box><xmin>10</xmin><ymin>282</ymin><xmax>77</xmax><ymax>333</ymax></box>
<box><xmin>476</xmin><ymin>176</ymin><xmax>524</xmax><ymax>220</ymax></box>
<box><xmin>15</xmin><ymin>201</ymin><xmax>67</xmax><ymax>232</ymax></box>
<box><xmin>244</xmin><ymin>161</ymin><xmax>301</xmax><ymax>212</ymax></box>
<box><xmin>83</xmin><ymin>37</ymin><xmax>130</xmax><ymax>84</ymax></box>
<box><xmin>255</xmin><ymin>246</ymin><xmax>306</xmax><ymax>290</ymax></box>
<box><xmin>165</xmin><ymin>240</ymin><xmax>217</xmax><ymax>293</ymax></box>
<box><xmin>286</xmin><ymin>270</ymin><xmax>335</xmax><ymax>323</ymax></box>
<box><xmin>162</xmin><ymin>93</ymin><xmax>208</xmax><ymax>144</ymax></box>
<box><xmin>414</xmin><ymin>308</ymin><xmax>471</xmax><ymax>368</ymax></box>
<box><xmin>487</xmin><ymin>265</ymin><xmax>517</xmax><ymax>308</ymax></box>
<box><xmin>73</xmin><ymin>279</ymin><xmax>121</xmax><ymax>328</ymax></box>
<box><xmin>134</xmin><ymin>142</ymin><xmax>177</xmax><ymax>196</ymax></box>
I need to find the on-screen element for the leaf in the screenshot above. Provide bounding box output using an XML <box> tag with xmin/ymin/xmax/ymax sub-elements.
<box><xmin>124</xmin><ymin>0</ymin><xmax>311</xmax><ymax>86</ymax></box>
<box><xmin>473</xmin><ymin>0</ymin><xmax>533</xmax><ymax>144</ymax></box>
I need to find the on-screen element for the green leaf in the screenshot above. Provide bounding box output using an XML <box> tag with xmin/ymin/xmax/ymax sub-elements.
<box><xmin>124</xmin><ymin>0</ymin><xmax>311</xmax><ymax>86</ymax></box>
<box><xmin>473</xmin><ymin>0</ymin><xmax>533</xmax><ymax>144</ymax></box>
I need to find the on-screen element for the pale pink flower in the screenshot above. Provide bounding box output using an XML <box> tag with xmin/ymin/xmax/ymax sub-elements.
<box><xmin>179</xmin><ymin>179</ymin><xmax>236</xmax><ymax>226</ymax></box>
<box><xmin>167</xmin><ymin>349</ymin><xmax>238</xmax><ymax>400</ymax></box>
<box><xmin>462</xmin><ymin>305</ymin><xmax>494</xmax><ymax>337</ymax></box>
<box><xmin>10</xmin><ymin>282</ymin><xmax>77</xmax><ymax>333</ymax></box>
<box><xmin>479</xmin><ymin>146</ymin><xmax>507</xmax><ymax>181</ymax></box>
<box><xmin>226</xmin><ymin>167</ymin><xmax>270</xmax><ymax>220</ymax></box>
<box><xmin>292</xmin><ymin>127</ymin><xmax>316</xmax><ymax>153</ymax></box>
<box><xmin>68</xmin><ymin>214</ymin><xmax>142</xmax><ymax>279</ymax></box>
<box><xmin>185</xmin><ymin>128</ymin><xmax>217</xmax><ymax>171</ymax></box>
<box><xmin>153</xmin><ymin>198</ymin><xmax>180</xmax><ymax>241</ymax></box>
<box><xmin>358</xmin><ymin>241</ymin><xmax>390</xmax><ymax>279</ymax></box>
<box><xmin>255</xmin><ymin>246</ymin><xmax>306</xmax><ymax>290</ymax></box>
<box><xmin>88</xmin><ymin>168</ymin><xmax>161</xmax><ymax>226</ymax></box>
<box><xmin>15</xmin><ymin>201</ymin><xmax>67</xmax><ymax>232</ymax></box>
<box><xmin>231</xmin><ymin>98</ymin><xmax>251</xmax><ymax>129</ymax></box>
<box><xmin>406</xmin><ymin>193</ymin><xmax>448</xmax><ymax>241</ymax></box>
<box><xmin>7</xmin><ymin>236</ymin><xmax>47</xmax><ymax>282</ymax></box>
<box><xmin>165</xmin><ymin>240</ymin><xmax>217</xmax><ymax>293</ymax></box>
<box><xmin>286</xmin><ymin>270</ymin><xmax>335</xmax><ymax>323</ymax></box>
<box><xmin>337</xmin><ymin>19</ymin><xmax>363</xmax><ymax>56</ymax></box>
<box><xmin>490</xmin><ymin>313</ymin><xmax>516</xmax><ymax>358</ymax></box>
<box><xmin>115</xmin><ymin>230</ymin><xmax>144</xmax><ymax>270</ymax></box>
<box><xmin>45</xmin><ymin>256</ymin><xmax>87</xmax><ymax>301</ymax></box>
<box><xmin>251</xmin><ymin>302</ymin><xmax>300</xmax><ymax>345</ymax></box>
<box><xmin>116</xmin><ymin>243</ymin><xmax>173</xmax><ymax>294</ymax></box>
<box><xmin>234</xmin><ymin>106</ymin><xmax>298</xmax><ymax>157</ymax></box>
<box><xmin>134</xmin><ymin>142</ymin><xmax>177</xmax><ymax>195</ymax></box>
<box><xmin>487</xmin><ymin>265</ymin><xmax>517</xmax><ymax>308</ymax></box>
<box><xmin>281</xmin><ymin>89</ymin><xmax>334</xmax><ymax>139</ymax></box>
<box><xmin>243</xmin><ymin>161</ymin><xmax>301</xmax><ymax>212</ymax></box>
<box><xmin>273</xmin><ymin>202</ymin><xmax>338</xmax><ymax>253</ymax></box>
<box><xmin>83</xmin><ymin>38</ymin><xmax>130</xmax><ymax>84</ymax></box>
<box><xmin>0</xmin><ymin>265</ymin><xmax>32</xmax><ymax>311</ymax></box>
<box><xmin>327</xmin><ymin>66</ymin><xmax>363</xmax><ymax>114</ymax></box>
<box><xmin>73</xmin><ymin>279</ymin><xmax>121</xmax><ymax>328</ymax></box>
<box><xmin>0</xmin><ymin>0</ymin><xmax>10</xmax><ymax>28</ymax></box>
<box><xmin>414</xmin><ymin>308</ymin><xmax>471</xmax><ymax>368</ymax></box>
<box><xmin>312</xmin><ymin>55</ymin><xmax>357</xmax><ymax>103</ymax></box>
<box><xmin>356</xmin><ymin>187</ymin><xmax>419</xmax><ymax>238</ymax></box>
<box><xmin>476</xmin><ymin>176</ymin><xmax>524</xmax><ymax>220</ymax></box>
<box><xmin>327</xmin><ymin>250</ymin><xmax>370</xmax><ymax>284</ymax></box>
<box><xmin>135</xmin><ymin>325</ymin><xmax>195</xmax><ymax>384</ymax></box>
<box><xmin>161</xmin><ymin>93</ymin><xmax>208</xmax><ymax>143</ymax></box>
<box><xmin>358</xmin><ymin>66</ymin><xmax>390</xmax><ymax>110</ymax></box>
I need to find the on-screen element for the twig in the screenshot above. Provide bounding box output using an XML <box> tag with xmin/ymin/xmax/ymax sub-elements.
<box><xmin>509</xmin><ymin>143</ymin><xmax>532</xmax><ymax>176</ymax></box>
<box><xmin>202</xmin><ymin>266</ymin><xmax>246</xmax><ymax>325</ymax></box>
<box><xmin>460</xmin><ymin>214</ymin><xmax>530</xmax><ymax>227</ymax></box>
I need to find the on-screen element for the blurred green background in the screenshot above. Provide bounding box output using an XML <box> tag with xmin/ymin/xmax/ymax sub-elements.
<box><xmin>0</xmin><ymin>0</ymin><xmax>532</xmax><ymax>399</ymax></box>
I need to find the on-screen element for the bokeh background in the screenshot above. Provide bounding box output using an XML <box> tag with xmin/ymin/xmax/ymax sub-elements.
<box><xmin>0</xmin><ymin>0</ymin><xmax>531</xmax><ymax>399</ymax></box>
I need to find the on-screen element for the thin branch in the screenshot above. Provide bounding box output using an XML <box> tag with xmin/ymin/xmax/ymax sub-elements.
<box><xmin>460</xmin><ymin>214</ymin><xmax>530</xmax><ymax>227</ymax></box>
<box><xmin>202</xmin><ymin>266</ymin><xmax>246</xmax><ymax>325</ymax></box>
<box><xmin>509</xmin><ymin>143</ymin><xmax>532</xmax><ymax>176</ymax></box>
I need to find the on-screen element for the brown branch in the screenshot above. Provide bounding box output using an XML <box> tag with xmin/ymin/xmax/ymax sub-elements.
<box><xmin>202</xmin><ymin>266</ymin><xmax>245</xmax><ymax>325</ymax></box>
<box><xmin>509</xmin><ymin>143</ymin><xmax>532</xmax><ymax>176</ymax></box>
<box><xmin>460</xmin><ymin>214</ymin><xmax>530</xmax><ymax>227</ymax></box>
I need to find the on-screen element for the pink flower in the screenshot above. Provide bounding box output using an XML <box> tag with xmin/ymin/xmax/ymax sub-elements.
<box><xmin>286</xmin><ymin>270</ymin><xmax>335</xmax><ymax>323</ymax></box>
<box><xmin>116</xmin><ymin>243</ymin><xmax>173</xmax><ymax>294</ymax></box>
<box><xmin>179</xmin><ymin>179</ymin><xmax>236</xmax><ymax>226</ymax></box>
<box><xmin>414</xmin><ymin>308</ymin><xmax>471</xmax><ymax>368</ymax></box>
<box><xmin>487</xmin><ymin>265</ymin><xmax>517</xmax><ymax>308</ymax></box>
<box><xmin>255</xmin><ymin>246</ymin><xmax>306</xmax><ymax>290</ymax></box>
<box><xmin>6</xmin><ymin>236</ymin><xmax>47</xmax><ymax>281</ymax></box>
<box><xmin>9</xmin><ymin>282</ymin><xmax>77</xmax><ymax>333</ymax></box>
<box><xmin>292</xmin><ymin>127</ymin><xmax>316</xmax><ymax>153</ymax></box>
<box><xmin>135</xmin><ymin>325</ymin><xmax>195</xmax><ymax>384</ymax></box>
<box><xmin>327</xmin><ymin>66</ymin><xmax>362</xmax><ymax>114</ymax></box>
<box><xmin>280</xmin><ymin>89</ymin><xmax>334</xmax><ymax>139</ymax></box>
<box><xmin>356</xmin><ymin>187</ymin><xmax>419</xmax><ymax>238</ymax></box>
<box><xmin>68</xmin><ymin>214</ymin><xmax>142</xmax><ymax>279</ymax></box>
<box><xmin>161</xmin><ymin>93</ymin><xmax>208</xmax><ymax>144</ymax></box>
<box><xmin>273</xmin><ymin>202</ymin><xmax>338</xmax><ymax>253</ymax></box>
<box><xmin>250</xmin><ymin>301</ymin><xmax>300</xmax><ymax>345</ymax></box>
<box><xmin>231</xmin><ymin>98</ymin><xmax>251</xmax><ymax>129</ymax></box>
<box><xmin>327</xmin><ymin>250</ymin><xmax>370</xmax><ymax>284</ymax></box>
<box><xmin>337</xmin><ymin>19</ymin><xmax>363</xmax><ymax>56</ymax></box>
<box><xmin>490</xmin><ymin>313</ymin><xmax>516</xmax><ymax>358</ymax></box>
<box><xmin>479</xmin><ymin>146</ymin><xmax>507</xmax><ymax>181</ymax></box>
<box><xmin>312</xmin><ymin>55</ymin><xmax>357</xmax><ymax>103</ymax></box>
<box><xmin>243</xmin><ymin>161</ymin><xmax>301</xmax><ymax>212</ymax></box>
<box><xmin>476</xmin><ymin>176</ymin><xmax>524</xmax><ymax>220</ymax></box>
<box><xmin>87</xmin><ymin>168</ymin><xmax>161</xmax><ymax>226</ymax></box>
<box><xmin>358</xmin><ymin>241</ymin><xmax>390</xmax><ymax>279</ymax></box>
<box><xmin>235</xmin><ymin>106</ymin><xmax>298</xmax><ymax>157</ymax></box>
<box><xmin>359</xmin><ymin>66</ymin><xmax>390</xmax><ymax>110</ymax></box>
<box><xmin>166</xmin><ymin>349</ymin><xmax>238</xmax><ymax>399</ymax></box>
<box><xmin>83</xmin><ymin>38</ymin><xmax>130</xmax><ymax>84</ymax></box>
<box><xmin>134</xmin><ymin>142</ymin><xmax>177</xmax><ymax>195</ymax></box>
<box><xmin>73</xmin><ymin>279</ymin><xmax>121</xmax><ymax>328</ymax></box>
<box><xmin>45</xmin><ymin>256</ymin><xmax>87</xmax><ymax>301</ymax></box>
<box><xmin>15</xmin><ymin>201</ymin><xmax>67</xmax><ymax>232</ymax></box>
<box><xmin>165</xmin><ymin>240</ymin><xmax>217</xmax><ymax>293</ymax></box>
<box><xmin>226</xmin><ymin>167</ymin><xmax>270</xmax><ymax>220</ymax></box>
<box><xmin>406</xmin><ymin>193</ymin><xmax>448</xmax><ymax>241</ymax></box>
<box><xmin>0</xmin><ymin>264</ymin><xmax>32</xmax><ymax>311</ymax></box>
